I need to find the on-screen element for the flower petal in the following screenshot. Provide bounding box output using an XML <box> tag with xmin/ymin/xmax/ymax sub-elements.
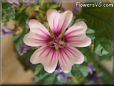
<box><xmin>67</xmin><ymin>47</ymin><xmax>85</xmax><ymax>64</ymax></box>
<box><xmin>65</xmin><ymin>21</ymin><xmax>91</xmax><ymax>47</ymax></box>
<box><xmin>30</xmin><ymin>46</ymin><xmax>58</xmax><ymax>73</ymax></box>
<box><xmin>24</xmin><ymin>19</ymin><xmax>51</xmax><ymax>47</ymax></box>
<box><xmin>47</xmin><ymin>9</ymin><xmax>73</xmax><ymax>33</ymax></box>
<box><xmin>23</xmin><ymin>32</ymin><xmax>50</xmax><ymax>47</ymax></box>
<box><xmin>59</xmin><ymin>46</ymin><xmax>84</xmax><ymax>73</ymax></box>
<box><xmin>65</xmin><ymin>21</ymin><xmax>87</xmax><ymax>36</ymax></box>
<box><xmin>66</xmin><ymin>35</ymin><xmax>91</xmax><ymax>47</ymax></box>
<box><xmin>28</xmin><ymin>19</ymin><xmax>50</xmax><ymax>35</ymax></box>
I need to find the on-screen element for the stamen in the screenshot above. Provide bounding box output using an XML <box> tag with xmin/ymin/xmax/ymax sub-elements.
<box><xmin>50</xmin><ymin>32</ymin><xmax>56</xmax><ymax>40</ymax></box>
<box><xmin>54</xmin><ymin>45</ymin><xmax>59</xmax><ymax>51</ymax></box>
<box><xmin>48</xmin><ymin>41</ymin><xmax>55</xmax><ymax>47</ymax></box>
<box><xmin>49</xmin><ymin>32</ymin><xmax>66</xmax><ymax>50</ymax></box>
<box><xmin>60</xmin><ymin>41</ymin><xmax>64</xmax><ymax>45</ymax></box>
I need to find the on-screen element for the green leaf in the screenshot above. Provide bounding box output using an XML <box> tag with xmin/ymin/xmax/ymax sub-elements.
<box><xmin>38</xmin><ymin>74</ymin><xmax>56</xmax><ymax>85</ymax></box>
<box><xmin>71</xmin><ymin>65</ymin><xmax>89</xmax><ymax>82</ymax></box>
<box><xmin>86</xmin><ymin>28</ymin><xmax>95</xmax><ymax>40</ymax></box>
<box><xmin>35</xmin><ymin>64</ymin><xmax>49</xmax><ymax>82</ymax></box>
<box><xmin>80</xmin><ymin>66</ymin><xmax>89</xmax><ymax>77</ymax></box>
<box><xmin>19</xmin><ymin>49</ymin><xmax>36</xmax><ymax>70</ymax></box>
<box><xmin>87</xmin><ymin>28</ymin><xmax>95</xmax><ymax>34</ymax></box>
<box><xmin>94</xmin><ymin>38</ymin><xmax>113</xmax><ymax>60</ymax></box>
<box><xmin>79</xmin><ymin>47</ymin><xmax>94</xmax><ymax>62</ymax></box>
<box><xmin>35</xmin><ymin>64</ymin><xmax>56</xmax><ymax>85</ymax></box>
<box><xmin>95</xmin><ymin>44</ymin><xmax>109</xmax><ymax>56</ymax></box>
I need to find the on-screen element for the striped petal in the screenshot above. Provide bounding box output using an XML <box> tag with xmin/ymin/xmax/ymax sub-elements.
<box><xmin>59</xmin><ymin>46</ymin><xmax>84</xmax><ymax>73</ymax></box>
<box><xmin>30</xmin><ymin>46</ymin><xmax>59</xmax><ymax>73</ymax></box>
<box><xmin>24</xmin><ymin>19</ymin><xmax>51</xmax><ymax>47</ymax></box>
<box><xmin>23</xmin><ymin>32</ymin><xmax>50</xmax><ymax>47</ymax></box>
<box><xmin>47</xmin><ymin>9</ymin><xmax>73</xmax><ymax>33</ymax></box>
<box><xmin>28</xmin><ymin>19</ymin><xmax>50</xmax><ymax>36</ymax></box>
<box><xmin>65</xmin><ymin>21</ymin><xmax>91</xmax><ymax>47</ymax></box>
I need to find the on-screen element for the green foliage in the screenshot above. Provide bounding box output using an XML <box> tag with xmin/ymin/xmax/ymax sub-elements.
<box><xmin>86</xmin><ymin>28</ymin><xmax>95</xmax><ymax>41</ymax></box>
<box><xmin>33</xmin><ymin>0</ymin><xmax>60</xmax><ymax>23</ymax></box>
<box><xmin>94</xmin><ymin>62</ymin><xmax>114</xmax><ymax>84</ymax></box>
<box><xmin>77</xmin><ymin>7</ymin><xmax>113</xmax><ymax>60</ymax></box>
<box><xmin>94</xmin><ymin>38</ymin><xmax>113</xmax><ymax>60</ymax></box>
<box><xmin>71</xmin><ymin>65</ymin><xmax>89</xmax><ymax>82</ymax></box>
<box><xmin>34</xmin><ymin>64</ymin><xmax>57</xmax><ymax>85</ymax></box>
<box><xmin>100</xmin><ymin>69</ymin><xmax>114</xmax><ymax>84</ymax></box>
<box><xmin>34</xmin><ymin>64</ymin><xmax>89</xmax><ymax>85</ymax></box>
<box><xmin>80</xmin><ymin>47</ymin><xmax>94</xmax><ymax>62</ymax></box>
<box><xmin>2</xmin><ymin>3</ymin><xmax>15</xmax><ymax>22</ymax></box>
<box><xmin>19</xmin><ymin>49</ymin><xmax>36</xmax><ymax>70</ymax></box>
<box><xmin>78</xmin><ymin>7</ymin><xmax>113</xmax><ymax>40</ymax></box>
<box><xmin>13</xmin><ymin>6</ymin><xmax>29</xmax><ymax>53</ymax></box>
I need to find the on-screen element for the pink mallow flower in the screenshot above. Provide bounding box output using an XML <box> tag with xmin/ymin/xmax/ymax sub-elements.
<box><xmin>23</xmin><ymin>9</ymin><xmax>91</xmax><ymax>73</ymax></box>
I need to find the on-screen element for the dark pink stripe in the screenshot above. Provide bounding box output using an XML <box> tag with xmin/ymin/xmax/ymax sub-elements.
<box><xmin>66</xmin><ymin>28</ymin><xmax>84</xmax><ymax>36</ymax></box>
<box><xmin>66</xmin><ymin>47</ymin><xmax>76</xmax><ymax>57</ymax></box>
<box><xmin>60</xmin><ymin>49</ymin><xmax>67</xmax><ymax>65</ymax></box>
<box><xmin>39</xmin><ymin>46</ymin><xmax>49</xmax><ymax>57</ymax></box>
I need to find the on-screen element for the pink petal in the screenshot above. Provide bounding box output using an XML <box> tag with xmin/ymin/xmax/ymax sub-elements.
<box><xmin>30</xmin><ymin>46</ymin><xmax>59</xmax><ymax>73</ymax></box>
<box><xmin>65</xmin><ymin>21</ymin><xmax>91</xmax><ymax>47</ymax></box>
<box><xmin>66</xmin><ymin>35</ymin><xmax>91</xmax><ymax>47</ymax></box>
<box><xmin>24</xmin><ymin>19</ymin><xmax>51</xmax><ymax>47</ymax></box>
<box><xmin>28</xmin><ymin>19</ymin><xmax>50</xmax><ymax>36</ymax></box>
<box><xmin>47</xmin><ymin>9</ymin><xmax>73</xmax><ymax>33</ymax></box>
<box><xmin>23</xmin><ymin>32</ymin><xmax>50</xmax><ymax>47</ymax></box>
<box><xmin>65</xmin><ymin>21</ymin><xmax>87</xmax><ymax>36</ymax></box>
<box><xmin>59</xmin><ymin>46</ymin><xmax>84</xmax><ymax>73</ymax></box>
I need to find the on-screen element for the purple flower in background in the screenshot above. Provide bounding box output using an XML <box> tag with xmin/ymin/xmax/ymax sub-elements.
<box><xmin>23</xmin><ymin>0</ymin><xmax>39</xmax><ymax>6</ymax></box>
<box><xmin>8</xmin><ymin>0</ymin><xmax>19</xmax><ymax>4</ymax></box>
<box><xmin>0</xmin><ymin>24</ymin><xmax>15</xmax><ymax>38</ymax></box>
<box><xmin>87</xmin><ymin>63</ymin><xmax>102</xmax><ymax>84</ymax></box>
<box><xmin>8</xmin><ymin>0</ymin><xmax>20</xmax><ymax>5</ymax></box>
<box><xmin>19</xmin><ymin>42</ymin><xmax>31</xmax><ymax>56</ymax></box>
<box><xmin>88</xmin><ymin>63</ymin><xmax>96</xmax><ymax>74</ymax></box>
<box><xmin>54</xmin><ymin>65</ymin><xmax>69</xmax><ymax>83</ymax></box>
<box><xmin>8</xmin><ymin>0</ymin><xmax>20</xmax><ymax>8</ymax></box>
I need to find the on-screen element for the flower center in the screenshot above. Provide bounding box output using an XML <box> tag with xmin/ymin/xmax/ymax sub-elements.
<box><xmin>48</xmin><ymin>32</ymin><xmax>66</xmax><ymax>50</ymax></box>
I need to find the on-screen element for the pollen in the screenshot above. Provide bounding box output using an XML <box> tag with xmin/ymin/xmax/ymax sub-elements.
<box><xmin>60</xmin><ymin>41</ymin><xmax>65</xmax><ymax>45</ymax></box>
<box><xmin>54</xmin><ymin>45</ymin><xmax>59</xmax><ymax>51</ymax></box>
<box><xmin>48</xmin><ymin>32</ymin><xmax>66</xmax><ymax>50</ymax></box>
